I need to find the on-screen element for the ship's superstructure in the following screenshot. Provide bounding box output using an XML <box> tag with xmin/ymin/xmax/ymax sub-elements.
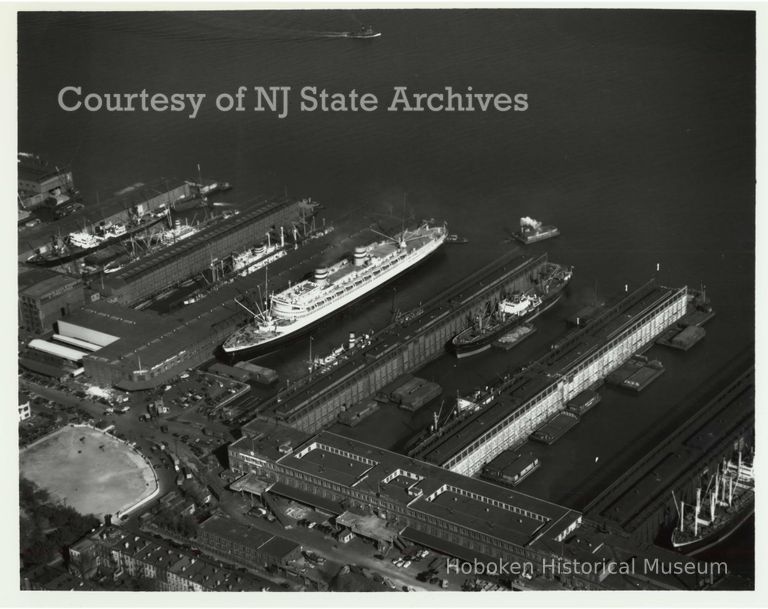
<box><xmin>223</xmin><ymin>221</ymin><xmax>447</xmax><ymax>355</ymax></box>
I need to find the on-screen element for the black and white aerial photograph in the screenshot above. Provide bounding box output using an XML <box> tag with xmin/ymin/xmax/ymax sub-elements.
<box><xmin>13</xmin><ymin>4</ymin><xmax>758</xmax><ymax>602</ymax></box>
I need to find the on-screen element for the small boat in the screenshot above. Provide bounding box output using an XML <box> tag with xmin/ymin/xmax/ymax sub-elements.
<box><xmin>345</xmin><ymin>25</ymin><xmax>381</xmax><ymax>39</ymax></box>
<box><xmin>445</xmin><ymin>234</ymin><xmax>468</xmax><ymax>244</ymax></box>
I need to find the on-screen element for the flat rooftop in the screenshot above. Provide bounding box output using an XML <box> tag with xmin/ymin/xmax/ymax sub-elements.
<box><xmin>106</xmin><ymin>198</ymin><xmax>294</xmax><ymax>284</ymax></box>
<box><xmin>421</xmin><ymin>282</ymin><xmax>684</xmax><ymax>466</ymax></box>
<box><xmin>19</xmin><ymin>266</ymin><xmax>81</xmax><ymax>298</ymax></box>
<box><xmin>18</xmin><ymin>177</ymin><xmax>189</xmax><ymax>256</ymax></box>
<box><xmin>239</xmin><ymin>428</ymin><xmax>580</xmax><ymax>548</ymax></box>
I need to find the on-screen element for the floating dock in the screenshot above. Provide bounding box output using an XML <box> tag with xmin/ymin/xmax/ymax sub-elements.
<box><xmin>656</xmin><ymin>324</ymin><xmax>706</xmax><ymax>351</ymax></box>
<box><xmin>234</xmin><ymin>362</ymin><xmax>279</xmax><ymax>385</ymax></box>
<box><xmin>530</xmin><ymin>411</ymin><xmax>579</xmax><ymax>445</ymax></box>
<box><xmin>566</xmin><ymin>389</ymin><xmax>602</xmax><ymax>417</ymax></box>
<box><xmin>606</xmin><ymin>356</ymin><xmax>665</xmax><ymax>392</ymax></box>
<box><xmin>338</xmin><ymin>400</ymin><xmax>379</xmax><ymax>427</ymax></box>
<box><xmin>481</xmin><ymin>450</ymin><xmax>540</xmax><ymax>487</ymax></box>
<box><xmin>492</xmin><ymin>324</ymin><xmax>536</xmax><ymax>351</ymax></box>
<box><xmin>392</xmin><ymin>377</ymin><xmax>442</xmax><ymax>412</ymax></box>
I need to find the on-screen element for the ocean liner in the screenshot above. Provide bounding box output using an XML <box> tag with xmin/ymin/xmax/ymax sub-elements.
<box><xmin>223</xmin><ymin>221</ymin><xmax>447</xmax><ymax>356</ymax></box>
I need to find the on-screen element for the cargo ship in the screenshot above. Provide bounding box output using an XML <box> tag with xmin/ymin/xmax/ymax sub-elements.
<box><xmin>25</xmin><ymin>212</ymin><xmax>167</xmax><ymax>267</ymax></box>
<box><xmin>671</xmin><ymin>450</ymin><xmax>754</xmax><ymax>555</ymax></box>
<box><xmin>514</xmin><ymin>217</ymin><xmax>560</xmax><ymax>244</ymax></box>
<box><xmin>223</xmin><ymin>220</ymin><xmax>447</xmax><ymax>356</ymax></box>
<box><xmin>451</xmin><ymin>262</ymin><xmax>572</xmax><ymax>358</ymax></box>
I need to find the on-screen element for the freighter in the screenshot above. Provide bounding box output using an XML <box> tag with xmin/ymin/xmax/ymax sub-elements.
<box><xmin>26</xmin><ymin>212</ymin><xmax>167</xmax><ymax>267</ymax></box>
<box><xmin>514</xmin><ymin>216</ymin><xmax>560</xmax><ymax>244</ymax></box>
<box><xmin>223</xmin><ymin>221</ymin><xmax>447</xmax><ymax>356</ymax></box>
<box><xmin>451</xmin><ymin>262</ymin><xmax>572</xmax><ymax>358</ymax></box>
<box><xmin>671</xmin><ymin>449</ymin><xmax>754</xmax><ymax>555</ymax></box>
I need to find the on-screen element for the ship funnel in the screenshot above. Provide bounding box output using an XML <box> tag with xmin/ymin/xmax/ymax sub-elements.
<box><xmin>348</xmin><ymin>332</ymin><xmax>356</xmax><ymax>349</ymax></box>
<box><xmin>520</xmin><ymin>216</ymin><xmax>542</xmax><ymax>231</ymax></box>
<box><xmin>175</xmin><ymin>219</ymin><xmax>181</xmax><ymax>230</ymax></box>
<box><xmin>280</xmin><ymin>226</ymin><xmax>285</xmax><ymax>248</ymax></box>
<box><xmin>314</xmin><ymin>267</ymin><xmax>329</xmax><ymax>283</ymax></box>
<box><xmin>353</xmin><ymin>246</ymin><xmax>367</xmax><ymax>266</ymax></box>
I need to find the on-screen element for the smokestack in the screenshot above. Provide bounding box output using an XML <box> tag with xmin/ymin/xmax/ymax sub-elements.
<box><xmin>280</xmin><ymin>226</ymin><xmax>285</xmax><ymax>248</ymax></box>
<box><xmin>520</xmin><ymin>216</ymin><xmax>542</xmax><ymax>231</ymax></box>
<box><xmin>348</xmin><ymin>332</ymin><xmax>356</xmax><ymax>349</ymax></box>
<box><xmin>353</xmin><ymin>246</ymin><xmax>367</xmax><ymax>267</ymax></box>
<box><xmin>314</xmin><ymin>267</ymin><xmax>329</xmax><ymax>283</ymax></box>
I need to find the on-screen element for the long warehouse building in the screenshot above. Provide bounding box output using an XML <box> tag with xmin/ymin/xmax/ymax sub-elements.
<box><xmin>418</xmin><ymin>281</ymin><xmax>688</xmax><ymax>476</ymax></box>
<box><xmin>103</xmin><ymin>198</ymin><xmax>316</xmax><ymax>306</ymax></box>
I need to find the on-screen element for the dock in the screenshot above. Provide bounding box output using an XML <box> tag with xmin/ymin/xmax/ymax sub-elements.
<box><xmin>414</xmin><ymin>280</ymin><xmax>688</xmax><ymax>476</ymax></box>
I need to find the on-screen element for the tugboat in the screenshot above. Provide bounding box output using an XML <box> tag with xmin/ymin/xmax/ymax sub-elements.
<box><xmin>345</xmin><ymin>25</ymin><xmax>382</xmax><ymax>39</ymax></box>
<box><xmin>451</xmin><ymin>262</ymin><xmax>572</xmax><ymax>358</ymax></box>
<box><xmin>514</xmin><ymin>216</ymin><xmax>560</xmax><ymax>244</ymax></box>
<box><xmin>445</xmin><ymin>234</ymin><xmax>469</xmax><ymax>244</ymax></box>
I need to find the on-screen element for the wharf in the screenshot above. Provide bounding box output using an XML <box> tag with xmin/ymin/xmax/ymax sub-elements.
<box><xmin>584</xmin><ymin>356</ymin><xmax>754</xmax><ymax>543</ymax></box>
<box><xmin>415</xmin><ymin>280</ymin><xmax>688</xmax><ymax>475</ymax></box>
<box><xmin>261</xmin><ymin>252</ymin><xmax>553</xmax><ymax>433</ymax></box>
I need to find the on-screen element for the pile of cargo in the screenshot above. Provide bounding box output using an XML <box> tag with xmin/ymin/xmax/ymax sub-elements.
<box><xmin>390</xmin><ymin>375</ymin><xmax>442</xmax><ymax>412</ymax></box>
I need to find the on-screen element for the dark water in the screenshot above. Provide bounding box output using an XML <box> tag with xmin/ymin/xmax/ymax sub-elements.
<box><xmin>18</xmin><ymin>10</ymin><xmax>755</xmax><ymax>579</ymax></box>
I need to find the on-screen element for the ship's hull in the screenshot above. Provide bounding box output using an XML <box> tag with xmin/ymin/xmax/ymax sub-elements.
<box><xmin>514</xmin><ymin>226</ymin><xmax>560</xmax><ymax>245</ymax></box>
<box><xmin>671</xmin><ymin>494</ymin><xmax>754</xmax><ymax>556</ymax></box>
<box><xmin>345</xmin><ymin>32</ymin><xmax>382</xmax><ymax>39</ymax></box>
<box><xmin>26</xmin><ymin>215</ymin><xmax>166</xmax><ymax>268</ymax></box>
<box><xmin>223</xmin><ymin>232</ymin><xmax>445</xmax><ymax>357</ymax></box>
<box><xmin>452</xmin><ymin>293</ymin><xmax>561</xmax><ymax>358</ymax></box>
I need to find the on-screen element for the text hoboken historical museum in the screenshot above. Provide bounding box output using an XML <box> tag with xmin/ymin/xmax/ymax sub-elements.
<box><xmin>57</xmin><ymin>85</ymin><xmax>529</xmax><ymax>120</ymax></box>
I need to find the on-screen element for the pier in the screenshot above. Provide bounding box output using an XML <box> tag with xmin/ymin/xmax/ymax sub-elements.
<box><xmin>583</xmin><ymin>353</ymin><xmax>754</xmax><ymax>544</ymax></box>
<box><xmin>259</xmin><ymin>252</ymin><xmax>553</xmax><ymax>433</ymax></box>
<box><xmin>415</xmin><ymin>280</ymin><xmax>688</xmax><ymax>476</ymax></box>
